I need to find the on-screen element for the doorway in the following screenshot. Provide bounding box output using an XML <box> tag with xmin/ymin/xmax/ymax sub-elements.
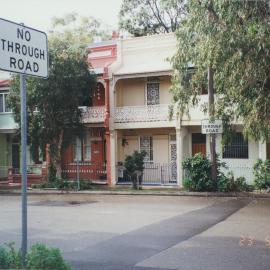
<box><xmin>192</xmin><ymin>133</ymin><xmax>206</xmax><ymax>156</ymax></box>
<box><xmin>12</xmin><ymin>143</ymin><xmax>20</xmax><ymax>171</ymax></box>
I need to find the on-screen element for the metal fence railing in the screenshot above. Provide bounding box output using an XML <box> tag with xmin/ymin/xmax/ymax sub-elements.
<box><xmin>117</xmin><ymin>162</ymin><xmax>177</xmax><ymax>186</ymax></box>
<box><xmin>12</xmin><ymin>164</ymin><xmax>43</xmax><ymax>175</ymax></box>
<box><xmin>61</xmin><ymin>162</ymin><xmax>107</xmax><ymax>181</ymax></box>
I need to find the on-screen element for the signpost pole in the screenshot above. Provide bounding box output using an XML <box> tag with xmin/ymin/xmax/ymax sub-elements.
<box><xmin>20</xmin><ymin>73</ymin><xmax>28</xmax><ymax>266</ymax></box>
<box><xmin>0</xmin><ymin>18</ymin><xmax>48</xmax><ymax>266</ymax></box>
<box><xmin>208</xmin><ymin>66</ymin><xmax>217</xmax><ymax>182</ymax></box>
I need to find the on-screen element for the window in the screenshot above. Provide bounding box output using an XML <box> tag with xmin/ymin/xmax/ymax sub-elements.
<box><xmin>73</xmin><ymin>132</ymin><xmax>92</xmax><ymax>162</ymax></box>
<box><xmin>146</xmin><ymin>83</ymin><xmax>159</xmax><ymax>105</ymax></box>
<box><xmin>223</xmin><ymin>133</ymin><xmax>248</xmax><ymax>159</ymax></box>
<box><xmin>0</xmin><ymin>92</ymin><xmax>11</xmax><ymax>113</ymax></box>
<box><xmin>140</xmin><ymin>136</ymin><xmax>153</xmax><ymax>162</ymax></box>
<box><xmin>73</xmin><ymin>137</ymin><xmax>83</xmax><ymax>161</ymax></box>
<box><xmin>84</xmin><ymin>135</ymin><xmax>91</xmax><ymax>161</ymax></box>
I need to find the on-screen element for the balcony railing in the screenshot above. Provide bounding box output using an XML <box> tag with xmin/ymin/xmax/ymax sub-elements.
<box><xmin>114</xmin><ymin>104</ymin><xmax>173</xmax><ymax>123</ymax></box>
<box><xmin>79</xmin><ymin>106</ymin><xmax>106</xmax><ymax>123</ymax></box>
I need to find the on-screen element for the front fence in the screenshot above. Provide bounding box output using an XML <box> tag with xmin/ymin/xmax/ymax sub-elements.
<box><xmin>117</xmin><ymin>162</ymin><xmax>177</xmax><ymax>186</ymax></box>
<box><xmin>61</xmin><ymin>162</ymin><xmax>107</xmax><ymax>182</ymax></box>
<box><xmin>184</xmin><ymin>165</ymin><xmax>254</xmax><ymax>184</ymax></box>
<box><xmin>223</xmin><ymin>165</ymin><xmax>254</xmax><ymax>184</ymax></box>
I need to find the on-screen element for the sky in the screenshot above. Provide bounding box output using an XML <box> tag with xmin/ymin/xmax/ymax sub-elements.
<box><xmin>0</xmin><ymin>0</ymin><xmax>123</xmax><ymax>33</ymax></box>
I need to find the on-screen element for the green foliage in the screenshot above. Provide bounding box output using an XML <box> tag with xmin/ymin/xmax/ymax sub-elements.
<box><xmin>0</xmin><ymin>243</ymin><xmax>22</xmax><ymax>269</ymax></box>
<box><xmin>253</xmin><ymin>159</ymin><xmax>270</xmax><ymax>190</ymax></box>
<box><xmin>0</xmin><ymin>243</ymin><xmax>70</xmax><ymax>270</ymax></box>
<box><xmin>8</xmin><ymin>19</ymin><xmax>97</xmax><ymax>175</ymax></box>
<box><xmin>183</xmin><ymin>153</ymin><xmax>251</xmax><ymax>192</ymax></box>
<box><xmin>217</xmin><ymin>172</ymin><xmax>252</xmax><ymax>192</ymax></box>
<box><xmin>124</xmin><ymin>151</ymin><xmax>146</xmax><ymax>189</ymax></box>
<box><xmin>50</xmin><ymin>12</ymin><xmax>110</xmax><ymax>46</ymax></box>
<box><xmin>27</xmin><ymin>243</ymin><xmax>71</xmax><ymax>270</ymax></box>
<box><xmin>119</xmin><ymin>0</ymin><xmax>186</xmax><ymax>36</ymax></box>
<box><xmin>48</xmin><ymin>163</ymin><xmax>57</xmax><ymax>182</ymax></box>
<box><xmin>171</xmin><ymin>0</ymin><xmax>270</xmax><ymax>141</ymax></box>
<box><xmin>36</xmin><ymin>179</ymin><xmax>92</xmax><ymax>190</ymax></box>
<box><xmin>182</xmin><ymin>153</ymin><xmax>214</xmax><ymax>191</ymax></box>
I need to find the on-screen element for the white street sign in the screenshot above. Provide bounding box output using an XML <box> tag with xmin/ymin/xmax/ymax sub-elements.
<box><xmin>0</xmin><ymin>18</ymin><xmax>48</xmax><ymax>78</ymax></box>
<box><xmin>202</xmin><ymin>119</ymin><xmax>223</xmax><ymax>134</ymax></box>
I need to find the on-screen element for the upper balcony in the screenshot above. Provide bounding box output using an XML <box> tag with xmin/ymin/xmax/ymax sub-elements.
<box><xmin>114</xmin><ymin>76</ymin><xmax>176</xmax><ymax>128</ymax></box>
<box><xmin>114</xmin><ymin>104</ymin><xmax>173</xmax><ymax>123</ymax></box>
<box><xmin>80</xmin><ymin>106</ymin><xmax>106</xmax><ymax>124</ymax></box>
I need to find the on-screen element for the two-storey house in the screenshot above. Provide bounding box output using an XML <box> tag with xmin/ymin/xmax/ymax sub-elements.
<box><xmin>0</xmin><ymin>71</ymin><xmax>18</xmax><ymax>180</ymax></box>
<box><xmin>106</xmin><ymin>33</ymin><xmax>269</xmax><ymax>186</ymax></box>
<box><xmin>61</xmin><ymin>39</ymin><xmax>117</xmax><ymax>185</ymax></box>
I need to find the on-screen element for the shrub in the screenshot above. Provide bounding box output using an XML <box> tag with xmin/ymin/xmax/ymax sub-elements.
<box><xmin>253</xmin><ymin>159</ymin><xmax>270</xmax><ymax>190</ymax></box>
<box><xmin>0</xmin><ymin>243</ymin><xmax>70</xmax><ymax>270</ymax></box>
<box><xmin>27</xmin><ymin>243</ymin><xmax>71</xmax><ymax>270</ymax></box>
<box><xmin>183</xmin><ymin>153</ymin><xmax>252</xmax><ymax>192</ymax></box>
<box><xmin>78</xmin><ymin>180</ymin><xmax>92</xmax><ymax>190</ymax></box>
<box><xmin>217</xmin><ymin>172</ymin><xmax>252</xmax><ymax>192</ymax></box>
<box><xmin>124</xmin><ymin>151</ymin><xmax>146</xmax><ymax>189</ymax></box>
<box><xmin>182</xmin><ymin>153</ymin><xmax>214</xmax><ymax>191</ymax></box>
<box><xmin>32</xmin><ymin>179</ymin><xmax>92</xmax><ymax>190</ymax></box>
<box><xmin>0</xmin><ymin>243</ymin><xmax>22</xmax><ymax>269</ymax></box>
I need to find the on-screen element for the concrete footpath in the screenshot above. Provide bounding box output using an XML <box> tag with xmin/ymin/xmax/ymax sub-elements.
<box><xmin>1</xmin><ymin>187</ymin><xmax>270</xmax><ymax>198</ymax></box>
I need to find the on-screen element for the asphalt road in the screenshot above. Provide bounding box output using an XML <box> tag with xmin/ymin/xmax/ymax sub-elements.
<box><xmin>0</xmin><ymin>194</ymin><xmax>269</xmax><ymax>270</ymax></box>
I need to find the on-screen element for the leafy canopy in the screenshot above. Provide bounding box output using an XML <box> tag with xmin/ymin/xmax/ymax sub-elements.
<box><xmin>49</xmin><ymin>12</ymin><xmax>110</xmax><ymax>45</ymax></box>
<box><xmin>119</xmin><ymin>0</ymin><xmax>186</xmax><ymax>36</ymax></box>
<box><xmin>171</xmin><ymin>0</ymin><xmax>270</xmax><ymax>141</ymax></box>
<box><xmin>8</xmin><ymin>14</ymin><xmax>101</xmax><ymax>166</ymax></box>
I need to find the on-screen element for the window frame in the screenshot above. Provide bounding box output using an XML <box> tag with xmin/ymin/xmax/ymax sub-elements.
<box><xmin>145</xmin><ymin>81</ymin><xmax>160</xmax><ymax>106</ymax></box>
<box><xmin>222</xmin><ymin>132</ymin><xmax>249</xmax><ymax>159</ymax></box>
<box><xmin>0</xmin><ymin>91</ymin><xmax>11</xmax><ymax>113</ymax></box>
<box><xmin>139</xmin><ymin>135</ymin><xmax>153</xmax><ymax>162</ymax></box>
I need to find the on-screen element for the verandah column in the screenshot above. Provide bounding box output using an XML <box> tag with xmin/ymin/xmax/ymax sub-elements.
<box><xmin>104</xmin><ymin>78</ymin><xmax>112</xmax><ymax>185</ymax></box>
<box><xmin>176</xmin><ymin>128</ymin><xmax>184</xmax><ymax>187</ymax></box>
<box><xmin>259</xmin><ymin>140</ymin><xmax>267</xmax><ymax>160</ymax></box>
<box><xmin>109</xmin><ymin>130</ymin><xmax>117</xmax><ymax>186</ymax></box>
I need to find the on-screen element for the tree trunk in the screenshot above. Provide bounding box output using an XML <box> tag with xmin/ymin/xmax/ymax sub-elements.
<box><xmin>208</xmin><ymin>66</ymin><xmax>217</xmax><ymax>182</ymax></box>
<box><xmin>55</xmin><ymin>130</ymin><xmax>64</xmax><ymax>178</ymax></box>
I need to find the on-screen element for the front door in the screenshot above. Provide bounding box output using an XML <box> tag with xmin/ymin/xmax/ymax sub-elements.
<box><xmin>12</xmin><ymin>144</ymin><xmax>20</xmax><ymax>172</ymax></box>
<box><xmin>192</xmin><ymin>133</ymin><xmax>206</xmax><ymax>156</ymax></box>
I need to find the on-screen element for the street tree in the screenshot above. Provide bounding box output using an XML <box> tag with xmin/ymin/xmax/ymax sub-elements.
<box><xmin>49</xmin><ymin>12</ymin><xmax>110</xmax><ymax>45</ymax></box>
<box><xmin>171</xmin><ymin>0</ymin><xmax>270</xmax><ymax>179</ymax></box>
<box><xmin>8</xmin><ymin>16</ymin><xmax>104</xmax><ymax>178</ymax></box>
<box><xmin>119</xmin><ymin>0</ymin><xmax>186</xmax><ymax>36</ymax></box>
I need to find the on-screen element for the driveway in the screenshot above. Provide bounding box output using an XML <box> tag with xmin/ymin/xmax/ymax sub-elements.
<box><xmin>0</xmin><ymin>194</ymin><xmax>269</xmax><ymax>270</ymax></box>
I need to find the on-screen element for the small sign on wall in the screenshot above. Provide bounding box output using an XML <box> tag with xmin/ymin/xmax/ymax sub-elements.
<box><xmin>201</xmin><ymin>119</ymin><xmax>223</xmax><ymax>134</ymax></box>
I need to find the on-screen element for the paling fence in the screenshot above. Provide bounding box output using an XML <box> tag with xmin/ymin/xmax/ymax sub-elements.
<box><xmin>61</xmin><ymin>162</ymin><xmax>107</xmax><ymax>182</ymax></box>
<box><xmin>117</xmin><ymin>162</ymin><xmax>177</xmax><ymax>185</ymax></box>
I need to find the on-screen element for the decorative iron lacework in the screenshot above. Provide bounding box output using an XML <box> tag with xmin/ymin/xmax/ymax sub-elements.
<box><xmin>147</xmin><ymin>83</ymin><xmax>159</xmax><ymax>105</ymax></box>
<box><xmin>114</xmin><ymin>104</ymin><xmax>171</xmax><ymax>123</ymax></box>
<box><xmin>170</xmin><ymin>142</ymin><xmax>177</xmax><ymax>182</ymax></box>
<box><xmin>80</xmin><ymin>106</ymin><xmax>106</xmax><ymax>123</ymax></box>
<box><xmin>140</xmin><ymin>136</ymin><xmax>153</xmax><ymax>161</ymax></box>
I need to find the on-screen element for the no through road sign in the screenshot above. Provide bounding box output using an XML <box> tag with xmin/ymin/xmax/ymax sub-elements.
<box><xmin>0</xmin><ymin>18</ymin><xmax>48</xmax><ymax>78</ymax></box>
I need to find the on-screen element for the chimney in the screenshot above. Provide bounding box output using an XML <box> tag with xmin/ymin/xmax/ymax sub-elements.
<box><xmin>111</xmin><ymin>31</ymin><xmax>119</xmax><ymax>40</ymax></box>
